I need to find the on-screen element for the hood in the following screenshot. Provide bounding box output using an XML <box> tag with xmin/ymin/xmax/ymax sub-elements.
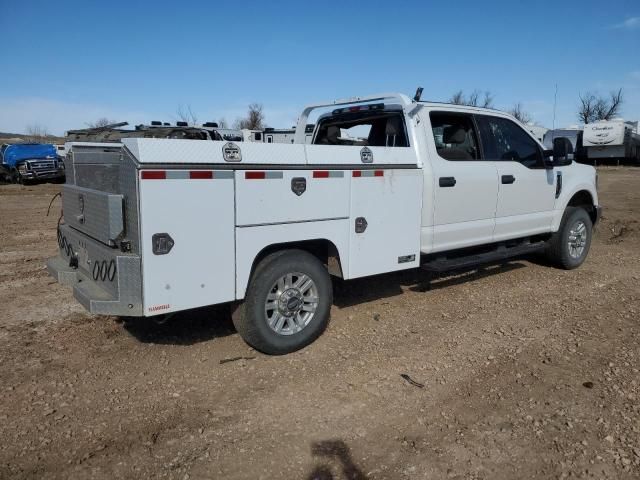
<box><xmin>1</xmin><ymin>144</ymin><xmax>58</xmax><ymax>167</ymax></box>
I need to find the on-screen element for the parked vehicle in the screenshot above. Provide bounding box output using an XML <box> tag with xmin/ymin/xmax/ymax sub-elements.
<box><xmin>48</xmin><ymin>92</ymin><xmax>601</xmax><ymax>355</ymax></box>
<box><xmin>66</xmin><ymin>122</ymin><xmax>224</xmax><ymax>143</ymax></box>
<box><xmin>582</xmin><ymin>119</ymin><xmax>640</xmax><ymax>163</ymax></box>
<box><xmin>0</xmin><ymin>143</ymin><xmax>65</xmax><ymax>184</ymax></box>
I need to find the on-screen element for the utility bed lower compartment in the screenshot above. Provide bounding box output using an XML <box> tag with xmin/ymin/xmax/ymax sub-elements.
<box><xmin>47</xmin><ymin>224</ymin><xmax>143</xmax><ymax>316</ymax></box>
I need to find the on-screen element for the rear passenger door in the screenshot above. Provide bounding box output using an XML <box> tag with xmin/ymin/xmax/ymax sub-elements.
<box><xmin>476</xmin><ymin>115</ymin><xmax>556</xmax><ymax>241</ymax></box>
<box><xmin>428</xmin><ymin>112</ymin><xmax>499</xmax><ymax>253</ymax></box>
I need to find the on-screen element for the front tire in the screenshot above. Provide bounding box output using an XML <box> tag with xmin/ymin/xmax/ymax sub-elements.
<box><xmin>10</xmin><ymin>169</ymin><xmax>23</xmax><ymax>185</ymax></box>
<box><xmin>233</xmin><ymin>249</ymin><xmax>333</xmax><ymax>355</ymax></box>
<box><xmin>545</xmin><ymin>207</ymin><xmax>593</xmax><ymax>269</ymax></box>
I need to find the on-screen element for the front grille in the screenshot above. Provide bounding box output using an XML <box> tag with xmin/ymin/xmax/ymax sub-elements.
<box><xmin>29</xmin><ymin>160</ymin><xmax>57</xmax><ymax>172</ymax></box>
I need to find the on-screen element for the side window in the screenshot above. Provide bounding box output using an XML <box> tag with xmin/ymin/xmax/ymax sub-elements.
<box><xmin>429</xmin><ymin>112</ymin><xmax>480</xmax><ymax>161</ymax></box>
<box><xmin>476</xmin><ymin>116</ymin><xmax>542</xmax><ymax>168</ymax></box>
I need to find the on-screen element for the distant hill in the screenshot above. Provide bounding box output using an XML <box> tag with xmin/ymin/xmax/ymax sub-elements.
<box><xmin>0</xmin><ymin>132</ymin><xmax>65</xmax><ymax>144</ymax></box>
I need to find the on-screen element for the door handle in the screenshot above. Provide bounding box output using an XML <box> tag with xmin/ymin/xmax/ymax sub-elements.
<box><xmin>439</xmin><ymin>176</ymin><xmax>456</xmax><ymax>187</ymax></box>
<box><xmin>501</xmin><ymin>175</ymin><xmax>516</xmax><ymax>184</ymax></box>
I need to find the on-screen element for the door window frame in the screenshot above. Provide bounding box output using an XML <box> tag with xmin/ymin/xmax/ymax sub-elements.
<box><xmin>474</xmin><ymin>114</ymin><xmax>545</xmax><ymax>169</ymax></box>
<box><xmin>428</xmin><ymin>111</ymin><xmax>485</xmax><ymax>162</ymax></box>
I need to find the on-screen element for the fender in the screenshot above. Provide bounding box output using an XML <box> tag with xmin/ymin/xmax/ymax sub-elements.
<box><xmin>550</xmin><ymin>164</ymin><xmax>599</xmax><ymax>232</ymax></box>
<box><xmin>235</xmin><ymin>219</ymin><xmax>350</xmax><ymax>300</ymax></box>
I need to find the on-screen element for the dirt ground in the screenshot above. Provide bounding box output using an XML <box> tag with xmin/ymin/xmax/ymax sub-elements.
<box><xmin>0</xmin><ymin>168</ymin><xmax>639</xmax><ymax>480</ymax></box>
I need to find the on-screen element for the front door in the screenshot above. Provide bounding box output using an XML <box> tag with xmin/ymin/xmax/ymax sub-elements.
<box><xmin>428</xmin><ymin>111</ymin><xmax>499</xmax><ymax>253</ymax></box>
<box><xmin>475</xmin><ymin>115</ymin><xmax>556</xmax><ymax>241</ymax></box>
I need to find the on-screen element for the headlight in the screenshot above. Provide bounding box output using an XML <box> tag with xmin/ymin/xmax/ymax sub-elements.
<box><xmin>18</xmin><ymin>164</ymin><xmax>27</xmax><ymax>173</ymax></box>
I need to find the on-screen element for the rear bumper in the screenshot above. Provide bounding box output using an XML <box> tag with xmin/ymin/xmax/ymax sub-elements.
<box><xmin>47</xmin><ymin>256</ymin><xmax>143</xmax><ymax>317</ymax></box>
<box><xmin>47</xmin><ymin>225</ymin><xmax>143</xmax><ymax>317</ymax></box>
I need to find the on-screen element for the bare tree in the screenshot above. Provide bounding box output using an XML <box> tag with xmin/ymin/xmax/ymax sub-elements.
<box><xmin>233</xmin><ymin>103</ymin><xmax>265</xmax><ymax>130</ymax></box>
<box><xmin>450</xmin><ymin>90</ymin><xmax>465</xmax><ymax>105</ymax></box>
<box><xmin>578</xmin><ymin>89</ymin><xmax>623</xmax><ymax>124</ymax></box>
<box><xmin>176</xmin><ymin>104</ymin><xmax>199</xmax><ymax>126</ymax></box>
<box><xmin>87</xmin><ymin>117</ymin><xmax>116</xmax><ymax>128</ymax></box>
<box><xmin>480</xmin><ymin>91</ymin><xmax>494</xmax><ymax>108</ymax></box>
<box><xmin>449</xmin><ymin>90</ymin><xmax>494</xmax><ymax>108</ymax></box>
<box><xmin>217</xmin><ymin>118</ymin><xmax>228</xmax><ymax>128</ymax></box>
<box><xmin>26</xmin><ymin>124</ymin><xmax>50</xmax><ymax>142</ymax></box>
<box><xmin>509</xmin><ymin>103</ymin><xmax>533</xmax><ymax>124</ymax></box>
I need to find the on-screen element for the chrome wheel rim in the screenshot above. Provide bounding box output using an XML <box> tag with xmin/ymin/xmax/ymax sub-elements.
<box><xmin>264</xmin><ymin>272</ymin><xmax>318</xmax><ymax>336</ymax></box>
<box><xmin>568</xmin><ymin>220</ymin><xmax>588</xmax><ymax>259</ymax></box>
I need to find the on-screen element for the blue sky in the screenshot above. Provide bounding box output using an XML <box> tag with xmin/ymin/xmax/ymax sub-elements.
<box><xmin>0</xmin><ymin>0</ymin><xmax>638</xmax><ymax>135</ymax></box>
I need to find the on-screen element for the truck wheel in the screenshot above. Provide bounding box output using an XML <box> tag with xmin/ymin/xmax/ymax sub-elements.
<box><xmin>10</xmin><ymin>169</ymin><xmax>23</xmax><ymax>185</ymax></box>
<box><xmin>545</xmin><ymin>207</ymin><xmax>593</xmax><ymax>269</ymax></box>
<box><xmin>233</xmin><ymin>249</ymin><xmax>333</xmax><ymax>355</ymax></box>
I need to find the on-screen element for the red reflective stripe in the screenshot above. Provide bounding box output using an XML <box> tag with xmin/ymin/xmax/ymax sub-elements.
<box><xmin>141</xmin><ymin>170</ymin><xmax>166</xmax><ymax>180</ymax></box>
<box><xmin>352</xmin><ymin>171</ymin><xmax>362</xmax><ymax>177</ymax></box>
<box><xmin>245</xmin><ymin>171</ymin><xmax>266</xmax><ymax>179</ymax></box>
<box><xmin>190</xmin><ymin>170</ymin><xmax>213</xmax><ymax>179</ymax></box>
<box><xmin>374</xmin><ymin>170</ymin><xmax>384</xmax><ymax>177</ymax></box>
<box><xmin>313</xmin><ymin>170</ymin><xmax>330</xmax><ymax>178</ymax></box>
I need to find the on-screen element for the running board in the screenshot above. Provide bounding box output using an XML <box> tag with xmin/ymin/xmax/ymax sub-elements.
<box><xmin>422</xmin><ymin>241</ymin><xmax>546</xmax><ymax>273</ymax></box>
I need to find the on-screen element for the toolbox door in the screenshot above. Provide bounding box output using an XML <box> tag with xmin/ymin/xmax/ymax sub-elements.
<box><xmin>139</xmin><ymin>170</ymin><xmax>235</xmax><ymax>315</ymax></box>
<box><xmin>348</xmin><ymin>168</ymin><xmax>423</xmax><ymax>278</ymax></box>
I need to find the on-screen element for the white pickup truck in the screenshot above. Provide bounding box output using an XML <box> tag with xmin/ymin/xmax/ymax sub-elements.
<box><xmin>48</xmin><ymin>92</ymin><xmax>601</xmax><ymax>354</ymax></box>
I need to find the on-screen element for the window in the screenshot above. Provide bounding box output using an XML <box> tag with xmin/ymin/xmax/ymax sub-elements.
<box><xmin>313</xmin><ymin>113</ymin><xmax>408</xmax><ymax>147</ymax></box>
<box><xmin>429</xmin><ymin>112</ymin><xmax>480</xmax><ymax>160</ymax></box>
<box><xmin>476</xmin><ymin>115</ymin><xmax>542</xmax><ymax>168</ymax></box>
<box><xmin>254</xmin><ymin>132</ymin><xmax>262</xmax><ymax>141</ymax></box>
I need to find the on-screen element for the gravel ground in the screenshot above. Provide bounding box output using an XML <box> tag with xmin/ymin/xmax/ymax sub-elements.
<box><xmin>0</xmin><ymin>168</ymin><xmax>639</xmax><ymax>480</ymax></box>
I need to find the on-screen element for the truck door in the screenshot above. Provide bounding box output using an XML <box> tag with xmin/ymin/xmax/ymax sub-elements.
<box><xmin>427</xmin><ymin>112</ymin><xmax>499</xmax><ymax>252</ymax></box>
<box><xmin>475</xmin><ymin>115</ymin><xmax>556</xmax><ymax>241</ymax></box>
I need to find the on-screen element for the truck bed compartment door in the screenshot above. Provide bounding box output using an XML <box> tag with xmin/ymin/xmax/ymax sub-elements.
<box><xmin>347</xmin><ymin>169</ymin><xmax>422</xmax><ymax>278</ymax></box>
<box><xmin>139</xmin><ymin>170</ymin><xmax>235</xmax><ymax>314</ymax></box>
<box><xmin>235</xmin><ymin>169</ymin><xmax>349</xmax><ymax>226</ymax></box>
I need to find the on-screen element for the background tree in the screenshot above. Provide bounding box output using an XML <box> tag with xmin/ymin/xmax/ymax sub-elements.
<box><xmin>87</xmin><ymin>117</ymin><xmax>116</xmax><ymax>128</ymax></box>
<box><xmin>508</xmin><ymin>103</ymin><xmax>533</xmax><ymax>124</ymax></box>
<box><xmin>449</xmin><ymin>90</ymin><xmax>494</xmax><ymax>108</ymax></box>
<box><xmin>578</xmin><ymin>89</ymin><xmax>623</xmax><ymax>124</ymax></box>
<box><xmin>176</xmin><ymin>104</ymin><xmax>199</xmax><ymax>126</ymax></box>
<box><xmin>25</xmin><ymin>124</ymin><xmax>50</xmax><ymax>142</ymax></box>
<box><xmin>234</xmin><ymin>103</ymin><xmax>265</xmax><ymax>130</ymax></box>
<box><xmin>217</xmin><ymin>118</ymin><xmax>228</xmax><ymax>128</ymax></box>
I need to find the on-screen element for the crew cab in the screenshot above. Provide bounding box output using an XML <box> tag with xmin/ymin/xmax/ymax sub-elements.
<box><xmin>47</xmin><ymin>92</ymin><xmax>601</xmax><ymax>354</ymax></box>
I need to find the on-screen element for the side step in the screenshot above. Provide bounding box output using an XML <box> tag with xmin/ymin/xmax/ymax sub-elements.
<box><xmin>422</xmin><ymin>241</ymin><xmax>546</xmax><ymax>273</ymax></box>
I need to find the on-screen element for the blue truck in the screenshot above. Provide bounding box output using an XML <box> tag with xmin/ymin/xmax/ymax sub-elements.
<box><xmin>0</xmin><ymin>143</ymin><xmax>65</xmax><ymax>184</ymax></box>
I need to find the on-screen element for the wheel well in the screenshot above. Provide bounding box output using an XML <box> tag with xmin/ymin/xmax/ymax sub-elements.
<box><xmin>249</xmin><ymin>239</ymin><xmax>343</xmax><ymax>281</ymax></box>
<box><xmin>567</xmin><ymin>190</ymin><xmax>597</xmax><ymax>224</ymax></box>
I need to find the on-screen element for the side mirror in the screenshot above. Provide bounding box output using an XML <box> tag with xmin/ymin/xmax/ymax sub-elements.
<box><xmin>552</xmin><ymin>137</ymin><xmax>574</xmax><ymax>166</ymax></box>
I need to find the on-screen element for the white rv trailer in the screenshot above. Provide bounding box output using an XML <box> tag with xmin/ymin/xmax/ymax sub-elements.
<box><xmin>582</xmin><ymin>119</ymin><xmax>640</xmax><ymax>163</ymax></box>
<box><xmin>263</xmin><ymin>128</ymin><xmax>296</xmax><ymax>144</ymax></box>
<box><xmin>48</xmin><ymin>92</ymin><xmax>600</xmax><ymax>355</ymax></box>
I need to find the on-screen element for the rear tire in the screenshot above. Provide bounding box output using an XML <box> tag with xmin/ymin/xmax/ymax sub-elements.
<box><xmin>232</xmin><ymin>249</ymin><xmax>333</xmax><ymax>355</ymax></box>
<box><xmin>545</xmin><ymin>207</ymin><xmax>593</xmax><ymax>269</ymax></box>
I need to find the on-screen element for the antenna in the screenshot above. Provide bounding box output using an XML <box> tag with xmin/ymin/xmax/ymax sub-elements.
<box><xmin>552</xmin><ymin>83</ymin><xmax>558</xmax><ymax>130</ymax></box>
<box><xmin>413</xmin><ymin>87</ymin><xmax>423</xmax><ymax>102</ymax></box>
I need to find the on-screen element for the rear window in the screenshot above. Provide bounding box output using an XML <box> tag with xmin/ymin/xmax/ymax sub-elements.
<box><xmin>313</xmin><ymin>113</ymin><xmax>409</xmax><ymax>147</ymax></box>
